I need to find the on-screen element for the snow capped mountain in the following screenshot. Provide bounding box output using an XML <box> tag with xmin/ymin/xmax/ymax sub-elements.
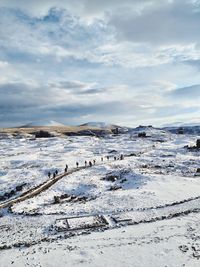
<box><xmin>20</xmin><ymin>120</ymin><xmax>66</xmax><ymax>128</ymax></box>
<box><xmin>79</xmin><ymin>122</ymin><xmax>114</xmax><ymax>128</ymax></box>
<box><xmin>79</xmin><ymin>121</ymin><xmax>130</xmax><ymax>131</ymax></box>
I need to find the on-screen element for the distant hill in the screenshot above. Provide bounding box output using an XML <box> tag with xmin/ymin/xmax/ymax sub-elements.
<box><xmin>4</xmin><ymin>117</ymin><xmax>200</xmax><ymax>137</ymax></box>
<box><xmin>129</xmin><ymin>125</ymin><xmax>168</xmax><ymax>137</ymax></box>
<box><xmin>80</xmin><ymin>122</ymin><xmax>115</xmax><ymax>128</ymax></box>
<box><xmin>79</xmin><ymin>121</ymin><xmax>130</xmax><ymax>133</ymax></box>
<box><xmin>164</xmin><ymin>125</ymin><xmax>200</xmax><ymax>135</ymax></box>
<box><xmin>20</xmin><ymin>120</ymin><xmax>66</xmax><ymax>128</ymax></box>
<box><xmin>128</xmin><ymin>124</ymin><xmax>200</xmax><ymax>135</ymax></box>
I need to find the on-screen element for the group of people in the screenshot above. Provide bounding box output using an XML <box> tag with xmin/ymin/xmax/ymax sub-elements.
<box><xmin>83</xmin><ymin>159</ymin><xmax>96</xmax><ymax>167</ymax></box>
<box><xmin>47</xmin><ymin>154</ymin><xmax>124</xmax><ymax>178</ymax></box>
<box><xmin>48</xmin><ymin>169</ymin><xmax>58</xmax><ymax>179</ymax></box>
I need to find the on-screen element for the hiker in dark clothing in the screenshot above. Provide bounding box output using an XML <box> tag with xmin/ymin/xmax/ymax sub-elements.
<box><xmin>106</xmin><ymin>156</ymin><xmax>109</xmax><ymax>161</ymax></box>
<box><xmin>114</xmin><ymin>156</ymin><xmax>117</xmax><ymax>161</ymax></box>
<box><xmin>101</xmin><ymin>157</ymin><xmax>103</xmax><ymax>162</ymax></box>
<box><xmin>85</xmin><ymin>161</ymin><xmax>87</xmax><ymax>167</ymax></box>
<box><xmin>76</xmin><ymin>162</ymin><xmax>79</xmax><ymax>168</ymax></box>
<box><xmin>53</xmin><ymin>172</ymin><xmax>56</xmax><ymax>178</ymax></box>
<box><xmin>65</xmin><ymin>164</ymin><xmax>68</xmax><ymax>172</ymax></box>
<box><xmin>120</xmin><ymin>154</ymin><xmax>124</xmax><ymax>160</ymax></box>
<box><xmin>93</xmin><ymin>159</ymin><xmax>96</xmax><ymax>165</ymax></box>
<box><xmin>48</xmin><ymin>172</ymin><xmax>51</xmax><ymax>178</ymax></box>
<box><xmin>89</xmin><ymin>161</ymin><xmax>92</xmax><ymax>167</ymax></box>
<box><xmin>55</xmin><ymin>170</ymin><xmax>58</xmax><ymax>175</ymax></box>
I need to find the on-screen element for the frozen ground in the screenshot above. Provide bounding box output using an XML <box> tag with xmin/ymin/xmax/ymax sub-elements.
<box><xmin>0</xmin><ymin>127</ymin><xmax>200</xmax><ymax>266</ymax></box>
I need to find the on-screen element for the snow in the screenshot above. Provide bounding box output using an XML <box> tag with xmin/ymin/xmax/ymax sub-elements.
<box><xmin>0</xmin><ymin>127</ymin><xmax>200</xmax><ymax>266</ymax></box>
<box><xmin>20</xmin><ymin>120</ymin><xmax>66</xmax><ymax>128</ymax></box>
<box><xmin>79</xmin><ymin>121</ymin><xmax>114</xmax><ymax>128</ymax></box>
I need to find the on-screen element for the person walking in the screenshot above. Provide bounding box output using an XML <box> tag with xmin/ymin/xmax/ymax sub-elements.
<box><xmin>76</xmin><ymin>162</ymin><xmax>79</xmax><ymax>168</ymax></box>
<box><xmin>64</xmin><ymin>164</ymin><xmax>68</xmax><ymax>173</ymax></box>
<box><xmin>93</xmin><ymin>159</ymin><xmax>96</xmax><ymax>165</ymax></box>
<box><xmin>85</xmin><ymin>161</ymin><xmax>87</xmax><ymax>167</ymax></box>
<box><xmin>48</xmin><ymin>172</ymin><xmax>51</xmax><ymax>178</ymax></box>
<box><xmin>89</xmin><ymin>161</ymin><xmax>92</xmax><ymax>167</ymax></box>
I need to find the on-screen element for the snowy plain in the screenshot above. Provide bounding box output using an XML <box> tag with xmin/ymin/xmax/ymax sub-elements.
<box><xmin>0</xmin><ymin>127</ymin><xmax>200</xmax><ymax>266</ymax></box>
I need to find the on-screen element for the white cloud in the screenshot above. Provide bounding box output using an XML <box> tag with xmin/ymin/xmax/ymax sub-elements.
<box><xmin>110</xmin><ymin>0</ymin><xmax>200</xmax><ymax>45</ymax></box>
<box><xmin>0</xmin><ymin>61</ymin><xmax>8</xmax><ymax>67</ymax></box>
<box><xmin>0</xmin><ymin>0</ymin><xmax>152</xmax><ymax>20</ymax></box>
<box><xmin>0</xmin><ymin>0</ymin><xmax>200</xmax><ymax>126</ymax></box>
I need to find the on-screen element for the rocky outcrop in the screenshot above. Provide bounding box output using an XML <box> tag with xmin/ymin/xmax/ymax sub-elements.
<box><xmin>138</xmin><ymin>132</ymin><xmax>147</xmax><ymax>137</ymax></box>
<box><xmin>196</xmin><ymin>139</ymin><xmax>200</xmax><ymax>148</ymax></box>
<box><xmin>64</xmin><ymin>129</ymin><xmax>111</xmax><ymax>137</ymax></box>
<box><xmin>32</xmin><ymin>130</ymin><xmax>55</xmax><ymax>138</ymax></box>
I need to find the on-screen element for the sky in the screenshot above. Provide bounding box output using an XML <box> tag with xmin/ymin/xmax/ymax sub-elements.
<box><xmin>0</xmin><ymin>0</ymin><xmax>200</xmax><ymax>128</ymax></box>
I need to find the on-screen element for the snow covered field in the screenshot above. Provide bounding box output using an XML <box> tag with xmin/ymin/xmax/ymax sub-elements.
<box><xmin>0</xmin><ymin>127</ymin><xmax>200</xmax><ymax>266</ymax></box>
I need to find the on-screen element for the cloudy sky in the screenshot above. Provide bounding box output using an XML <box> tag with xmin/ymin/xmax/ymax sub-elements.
<box><xmin>0</xmin><ymin>0</ymin><xmax>200</xmax><ymax>127</ymax></box>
